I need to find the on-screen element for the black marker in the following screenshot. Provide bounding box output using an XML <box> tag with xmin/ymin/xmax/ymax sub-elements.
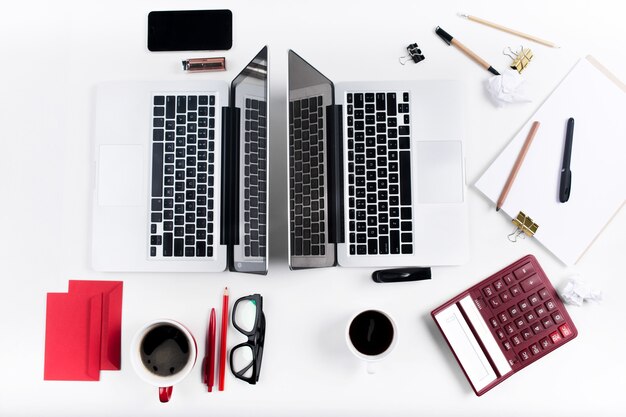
<box><xmin>559</xmin><ymin>118</ymin><xmax>574</xmax><ymax>203</ymax></box>
<box><xmin>372</xmin><ymin>267</ymin><xmax>432</xmax><ymax>283</ymax></box>
<box><xmin>435</xmin><ymin>26</ymin><xmax>500</xmax><ymax>76</ymax></box>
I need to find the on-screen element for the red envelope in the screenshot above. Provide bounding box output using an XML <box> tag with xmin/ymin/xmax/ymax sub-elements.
<box><xmin>44</xmin><ymin>293</ymin><xmax>103</xmax><ymax>381</ymax></box>
<box><xmin>69</xmin><ymin>280</ymin><xmax>123</xmax><ymax>370</ymax></box>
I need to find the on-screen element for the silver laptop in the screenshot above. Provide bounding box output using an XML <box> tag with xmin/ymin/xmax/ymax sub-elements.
<box><xmin>287</xmin><ymin>50</ymin><xmax>469</xmax><ymax>269</ymax></box>
<box><xmin>92</xmin><ymin>47</ymin><xmax>269</xmax><ymax>274</ymax></box>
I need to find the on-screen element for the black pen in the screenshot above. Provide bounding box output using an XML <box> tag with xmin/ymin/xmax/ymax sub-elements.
<box><xmin>435</xmin><ymin>26</ymin><xmax>500</xmax><ymax>75</ymax></box>
<box><xmin>559</xmin><ymin>118</ymin><xmax>574</xmax><ymax>203</ymax></box>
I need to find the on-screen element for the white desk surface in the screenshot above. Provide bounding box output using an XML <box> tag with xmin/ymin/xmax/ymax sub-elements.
<box><xmin>1</xmin><ymin>0</ymin><xmax>625</xmax><ymax>416</ymax></box>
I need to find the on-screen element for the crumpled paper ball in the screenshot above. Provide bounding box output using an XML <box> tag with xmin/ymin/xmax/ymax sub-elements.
<box><xmin>485</xmin><ymin>70</ymin><xmax>532</xmax><ymax>107</ymax></box>
<box><xmin>558</xmin><ymin>275</ymin><xmax>602</xmax><ymax>306</ymax></box>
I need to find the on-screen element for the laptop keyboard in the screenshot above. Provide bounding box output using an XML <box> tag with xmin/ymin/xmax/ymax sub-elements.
<box><xmin>289</xmin><ymin>95</ymin><xmax>326</xmax><ymax>257</ymax></box>
<box><xmin>149</xmin><ymin>94</ymin><xmax>217</xmax><ymax>258</ymax></box>
<box><xmin>243</xmin><ymin>98</ymin><xmax>268</xmax><ymax>258</ymax></box>
<box><xmin>346</xmin><ymin>92</ymin><xmax>413</xmax><ymax>256</ymax></box>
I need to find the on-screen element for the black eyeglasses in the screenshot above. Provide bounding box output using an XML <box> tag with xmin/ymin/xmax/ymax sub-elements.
<box><xmin>229</xmin><ymin>294</ymin><xmax>265</xmax><ymax>384</ymax></box>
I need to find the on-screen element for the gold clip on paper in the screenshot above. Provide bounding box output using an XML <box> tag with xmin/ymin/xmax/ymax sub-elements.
<box><xmin>508</xmin><ymin>211</ymin><xmax>539</xmax><ymax>242</ymax></box>
<box><xmin>504</xmin><ymin>46</ymin><xmax>533</xmax><ymax>73</ymax></box>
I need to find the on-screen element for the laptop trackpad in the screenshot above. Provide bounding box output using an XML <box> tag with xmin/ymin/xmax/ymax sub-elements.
<box><xmin>97</xmin><ymin>145</ymin><xmax>144</xmax><ymax>206</ymax></box>
<box><xmin>416</xmin><ymin>141</ymin><xmax>463</xmax><ymax>203</ymax></box>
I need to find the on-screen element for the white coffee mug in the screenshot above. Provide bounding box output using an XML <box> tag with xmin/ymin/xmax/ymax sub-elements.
<box><xmin>130</xmin><ymin>319</ymin><xmax>197</xmax><ymax>403</ymax></box>
<box><xmin>345</xmin><ymin>309</ymin><xmax>398</xmax><ymax>374</ymax></box>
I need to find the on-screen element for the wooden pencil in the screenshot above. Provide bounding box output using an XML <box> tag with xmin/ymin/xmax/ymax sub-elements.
<box><xmin>496</xmin><ymin>121</ymin><xmax>541</xmax><ymax>211</ymax></box>
<box><xmin>460</xmin><ymin>13</ymin><xmax>559</xmax><ymax>48</ymax></box>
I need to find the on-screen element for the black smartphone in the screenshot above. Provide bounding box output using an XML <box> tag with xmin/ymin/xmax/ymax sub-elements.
<box><xmin>148</xmin><ymin>9</ymin><xmax>233</xmax><ymax>52</ymax></box>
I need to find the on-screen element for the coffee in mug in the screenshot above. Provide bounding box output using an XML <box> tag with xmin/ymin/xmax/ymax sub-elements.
<box><xmin>130</xmin><ymin>319</ymin><xmax>197</xmax><ymax>402</ymax></box>
<box><xmin>346</xmin><ymin>310</ymin><xmax>397</xmax><ymax>373</ymax></box>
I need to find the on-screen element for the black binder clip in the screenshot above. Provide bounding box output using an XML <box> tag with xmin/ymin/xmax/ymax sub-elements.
<box><xmin>399</xmin><ymin>43</ymin><xmax>425</xmax><ymax>65</ymax></box>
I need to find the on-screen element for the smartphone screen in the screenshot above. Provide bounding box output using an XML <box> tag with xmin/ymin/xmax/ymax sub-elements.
<box><xmin>148</xmin><ymin>10</ymin><xmax>233</xmax><ymax>51</ymax></box>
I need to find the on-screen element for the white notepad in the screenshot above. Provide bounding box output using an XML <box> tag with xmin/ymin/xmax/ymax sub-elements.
<box><xmin>475</xmin><ymin>56</ymin><xmax>626</xmax><ymax>265</ymax></box>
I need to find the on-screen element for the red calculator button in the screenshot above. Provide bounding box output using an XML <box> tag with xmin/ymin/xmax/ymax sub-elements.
<box><xmin>500</xmin><ymin>292</ymin><xmax>511</xmax><ymax>303</ymax></box>
<box><xmin>493</xmin><ymin>279</ymin><xmax>505</xmax><ymax>291</ymax></box>
<box><xmin>503</xmin><ymin>274</ymin><xmax>515</xmax><ymax>285</ymax></box>
<box><xmin>535</xmin><ymin>305</ymin><xmax>547</xmax><ymax>317</ymax></box>
<box><xmin>542</xmin><ymin>317</ymin><xmax>555</xmax><ymax>329</ymax></box>
<box><xmin>503</xmin><ymin>340</ymin><xmax>512</xmax><ymax>351</ymax></box>
<box><xmin>549</xmin><ymin>331</ymin><xmax>562</xmax><ymax>344</ymax></box>
<box><xmin>489</xmin><ymin>317</ymin><xmax>499</xmax><ymax>328</ymax></box>
<box><xmin>490</xmin><ymin>297</ymin><xmax>501</xmax><ymax>308</ymax></box>
<box><xmin>521</xmin><ymin>328</ymin><xmax>532</xmax><ymax>340</ymax></box>
<box><xmin>483</xmin><ymin>286</ymin><xmax>494</xmax><ymax>297</ymax></box>
<box><xmin>540</xmin><ymin>337</ymin><xmax>551</xmax><ymax>349</ymax></box>
<box><xmin>514</xmin><ymin>263</ymin><xmax>536</xmax><ymax>280</ymax></box>
<box><xmin>531</xmin><ymin>322</ymin><xmax>542</xmax><ymax>334</ymax></box>
<box><xmin>529</xmin><ymin>293</ymin><xmax>541</xmax><ymax>306</ymax></box>
<box><xmin>518</xmin><ymin>300</ymin><xmax>530</xmax><ymax>311</ymax></box>
<box><xmin>552</xmin><ymin>311</ymin><xmax>565</xmax><ymax>324</ymax></box>
<box><xmin>539</xmin><ymin>288</ymin><xmax>550</xmax><ymax>300</ymax></box>
<box><xmin>520</xmin><ymin>349</ymin><xmax>531</xmax><ymax>361</ymax></box>
<box><xmin>496</xmin><ymin>329</ymin><xmax>506</xmax><ymax>340</ymax></box>
<box><xmin>525</xmin><ymin>311</ymin><xmax>537</xmax><ymax>322</ymax></box>
<box><xmin>510</xmin><ymin>285</ymin><xmax>522</xmax><ymax>297</ymax></box>
<box><xmin>498</xmin><ymin>312</ymin><xmax>509</xmax><ymax>323</ymax></box>
<box><xmin>545</xmin><ymin>299</ymin><xmax>557</xmax><ymax>311</ymax></box>
<box><xmin>559</xmin><ymin>324</ymin><xmax>573</xmax><ymax>337</ymax></box>
<box><xmin>508</xmin><ymin>306</ymin><xmax>520</xmax><ymax>317</ymax></box>
<box><xmin>520</xmin><ymin>275</ymin><xmax>542</xmax><ymax>292</ymax></box>
<box><xmin>505</xmin><ymin>324</ymin><xmax>516</xmax><ymax>334</ymax></box>
<box><xmin>530</xmin><ymin>344</ymin><xmax>541</xmax><ymax>355</ymax></box>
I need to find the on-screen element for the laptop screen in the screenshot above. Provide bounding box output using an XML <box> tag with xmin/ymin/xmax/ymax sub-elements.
<box><xmin>287</xmin><ymin>50</ymin><xmax>336</xmax><ymax>269</ymax></box>
<box><xmin>231</xmin><ymin>46</ymin><xmax>269</xmax><ymax>274</ymax></box>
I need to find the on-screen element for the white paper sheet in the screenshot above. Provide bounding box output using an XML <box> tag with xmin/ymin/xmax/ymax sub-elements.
<box><xmin>475</xmin><ymin>57</ymin><xmax>626</xmax><ymax>265</ymax></box>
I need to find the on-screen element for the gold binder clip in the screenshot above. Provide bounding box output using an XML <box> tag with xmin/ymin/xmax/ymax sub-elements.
<box><xmin>508</xmin><ymin>211</ymin><xmax>539</xmax><ymax>242</ymax></box>
<box><xmin>503</xmin><ymin>46</ymin><xmax>533</xmax><ymax>73</ymax></box>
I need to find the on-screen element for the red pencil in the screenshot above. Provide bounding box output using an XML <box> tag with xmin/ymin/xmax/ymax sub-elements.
<box><xmin>204</xmin><ymin>308</ymin><xmax>216</xmax><ymax>392</ymax></box>
<box><xmin>218</xmin><ymin>287</ymin><xmax>229</xmax><ymax>391</ymax></box>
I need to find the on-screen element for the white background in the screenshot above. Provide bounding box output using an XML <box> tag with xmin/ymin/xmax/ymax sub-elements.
<box><xmin>1</xmin><ymin>0</ymin><xmax>625</xmax><ymax>416</ymax></box>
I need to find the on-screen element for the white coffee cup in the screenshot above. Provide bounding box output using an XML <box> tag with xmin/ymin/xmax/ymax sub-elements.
<box><xmin>130</xmin><ymin>319</ymin><xmax>197</xmax><ymax>403</ymax></box>
<box><xmin>345</xmin><ymin>310</ymin><xmax>398</xmax><ymax>374</ymax></box>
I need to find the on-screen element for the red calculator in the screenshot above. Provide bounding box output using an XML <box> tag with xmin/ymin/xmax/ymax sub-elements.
<box><xmin>432</xmin><ymin>255</ymin><xmax>577</xmax><ymax>396</ymax></box>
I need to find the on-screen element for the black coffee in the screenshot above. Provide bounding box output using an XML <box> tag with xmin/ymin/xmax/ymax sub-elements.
<box><xmin>140</xmin><ymin>324</ymin><xmax>190</xmax><ymax>377</ymax></box>
<box><xmin>348</xmin><ymin>310</ymin><xmax>394</xmax><ymax>356</ymax></box>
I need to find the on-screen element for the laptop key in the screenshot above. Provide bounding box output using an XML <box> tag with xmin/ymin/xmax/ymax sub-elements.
<box><xmin>174</xmin><ymin>238</ymin><xmax>184</xmax><ymax>256</ymax></box>
<box><xmin>386</xmin><ymin>93</ymin><xmax>397</xmax><ymax>116</ymax></box>
<box><xmin>163</xmin><ymin>233</ymin><xmax>173</xmax><ymax>256</ymax></box>
<box><xmin>368</xmin><ymin>239</ymin><xmax>378</xmax><ymax>254</ymax></box>
<box><xmin>187</xmin><ymin>96</ymin><xmax>197</xmax><ymax>111</ymax></box>
<box><xmin>354</xmin><ymin>93</ymin><xmax>364</xmax><ymax>108</ymax></box>
<box><xmin>166</xmin><ymin>96</ymin><xmax>175</xmax><ymax>118</ymax></box>
<box><xmin>390</xmin><ymin>231</ymin><xmax>400</xmax><ymax>254</ymax></box>
<box><xmin>177</xmin><ymin>96</ymin><xmax>186</xmax><ymax>114</ymax></box>
<box><xmin>151</xmin><ymin>143</ymin><xmax>164</xmax><ymax>197</ymax></box>
<box><xmin>379</xmin><ymin>236</ymin><xmax>389</xmax><ymax>254</ymax></box>
<box><xmin>399</xmin><ymin>151</ymin><xmax>412</xmax><ymax>205</ymax></box>
<box><xmin>153</xmin><ymin>129</ymin><xmax>164</xmax><ymax>141</ymax></box>
<box><xmin>376</xmin><ymin>93</ymin><xmax>385</xmax><ymax>110</ymax></box>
